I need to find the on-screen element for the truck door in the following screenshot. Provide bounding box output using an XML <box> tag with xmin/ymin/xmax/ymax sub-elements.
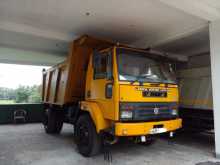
<box><xmin>87</xmin><ymin>49</ymin><xmax>115</xmax><ymax>120</ymax></box>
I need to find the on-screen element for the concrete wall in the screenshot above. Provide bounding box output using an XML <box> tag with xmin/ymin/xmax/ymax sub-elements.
<box><xmin>0</xmin><ymin>104</ymin><xmax>44</xmax><ymax>124</ymax></box>
<box><xmin>209</xmin><ymin>20</ymin><xmax>220</xmax><ymax>158</ymax></box>
<box><xmin>187</xmin><ymin>53</ymin><xmax>210</xmax><ymax>68</ymax></box>
<box><xmin>176</xmin><ymin>53</ymin><xmax>214</xmax><ymax>131</ymax></box>
<box><xmin>178</xmin><ymin>67</ymin><xmax>213</xmax><ymax>110</ymax></box>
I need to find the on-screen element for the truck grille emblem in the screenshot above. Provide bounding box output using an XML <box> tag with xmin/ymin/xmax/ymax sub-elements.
<box><xmin>154</xmin><ymin>107</ymin><xmax>159</xmax><ymax>115</ymax></box>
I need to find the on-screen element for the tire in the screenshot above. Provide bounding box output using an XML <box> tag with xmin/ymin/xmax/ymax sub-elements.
<box><xmin>43</xmin><ymin>108</ymin><xmax>64</xmax><ymax>134</ymax></box>
<box><xmin>55</xmin><ymin>110</ymin><xmax>64</xmax><ymax>133</ymax></box>
<box><xmin>75</xmin><ymin>114</ymin><xmax>102</xmax><ymax>157</ymax></box>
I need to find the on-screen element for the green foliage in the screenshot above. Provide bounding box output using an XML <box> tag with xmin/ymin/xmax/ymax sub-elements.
<box><xmin>15</xmin><ymin>86</ymin><xmax>30</xmax><ymax>103</ymax></box>
<box><xmin>0</xmin><ymin>85</ymin><xmax>42</xmax><ymax>104</ymax></box>
<box><xmin>28</xmin><ymin>85</ymin><xmax>42</xmax><ymax>103</ymax></box>
<box><xmin>0</xmin><ymin>100</ymin><xmax>15</xmax><ymax>104</ymax></box>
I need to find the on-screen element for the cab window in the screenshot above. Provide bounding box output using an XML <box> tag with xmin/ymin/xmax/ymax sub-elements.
<box><xmin>93</xmin><ymin>51</ymin><xmax>112</xmax><ymax>79</ymax></box>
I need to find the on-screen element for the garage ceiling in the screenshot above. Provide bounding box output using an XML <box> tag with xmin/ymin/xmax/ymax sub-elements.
<box><xmin>155</xmin><ymin>26</ymin><xmax>210</xmax><ymax>57</ymax></box>
<box><xmin>0</xmin><ymin>0</ymin><xmax>219</xmax><ymax>64</ymax></box>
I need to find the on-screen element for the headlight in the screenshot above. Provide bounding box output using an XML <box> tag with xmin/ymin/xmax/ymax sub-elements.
<box><xmin>171</xmin><ymin>109</ymin><xmax>178</xmax><ymax>116</ymax></box>
<box><xmin>120</xmin><ymin>110</ymin><xmax>133</xmax><ymax>119</ymax></box>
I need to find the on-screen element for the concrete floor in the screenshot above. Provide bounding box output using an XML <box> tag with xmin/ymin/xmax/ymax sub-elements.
<box><xmin>0</xmin><ymin>124</ymin><xmax>219</xmax><ymax>165</ymax></box>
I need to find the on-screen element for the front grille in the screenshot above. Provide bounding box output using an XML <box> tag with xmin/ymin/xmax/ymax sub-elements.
<box><xmin>120</xmin><ymin>102</ymin><xmax>178</xmax><ymax>122</ymax></box>
<box><xmin>142</xmin><ymin>91</ymin><xmax>167</xmax><ymax>97</ymax></box>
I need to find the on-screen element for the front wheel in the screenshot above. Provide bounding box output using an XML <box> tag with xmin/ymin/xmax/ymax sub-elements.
<box><xmin>75</xmin><ymin>114</ymin><xmax>102</xmax><ymax>157</ymax></box>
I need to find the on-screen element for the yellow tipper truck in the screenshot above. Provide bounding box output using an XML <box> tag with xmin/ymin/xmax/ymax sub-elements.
<box><xmin>42</xmin><ymin>35</ymin><xmax>182</xmax><ymax>157</ymax></box>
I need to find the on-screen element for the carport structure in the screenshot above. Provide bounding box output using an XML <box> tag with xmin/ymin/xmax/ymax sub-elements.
<box><xmin>0</xmin><ymin>0</ymin><xmax>220</xmax><ymax>158</ymax></box>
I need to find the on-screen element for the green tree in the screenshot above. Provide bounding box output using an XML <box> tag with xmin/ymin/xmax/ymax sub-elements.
<box><xmin>28</xmin><ymin>85</ymin><xmax>42</xmax><ymax>103</ymax></box>
<box><xmin>0</xmin><ymin>85</ymin><xmax>42</xmax><ymax>104</ymax></box>
<box><xmin>15</xmin><ymin>86</ymin><xmax>31</xmax><ymax>103</ymax></box>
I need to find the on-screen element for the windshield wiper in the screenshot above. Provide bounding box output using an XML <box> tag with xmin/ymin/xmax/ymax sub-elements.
<box><xmin>130</xmin><ymin>76</ymin><xmax>145</xmax><ymax>85</ymax></box>
<box><xmin>131</xmin><ymin>75</ymin><xmax>165</xmax><ymax>85</ymax></box>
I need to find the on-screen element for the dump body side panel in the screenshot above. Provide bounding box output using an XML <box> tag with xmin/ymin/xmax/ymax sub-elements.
<box><xmin>42</xmin><ymin>62</ymin><xmax>67</xmax><ymax>105</ymax></box>
<box><xmin>64</xmin><ymin>43</ymin><xmax>91</xmax><ymax>103</ymax></box>
<box><xmin>42</xmin><ymin>38</ymin><xmax>93</xmax><ymax>105</ymax></box>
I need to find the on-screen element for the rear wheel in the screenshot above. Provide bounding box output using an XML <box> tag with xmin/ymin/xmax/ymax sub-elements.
<box><xmin>43</xmin><ymin>108</ymin><xmax>64</xmax><ymax>134</ymax></box>
<box><xmin>75</xmin><ymin>114</ymin><xmax>102</xmax><ymax>157</ymax></box>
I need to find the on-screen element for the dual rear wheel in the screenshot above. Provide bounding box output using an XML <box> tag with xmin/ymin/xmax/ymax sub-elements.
<box><xmin>43</xmin><ymin>108</ymin><xmax>64</xmax><ymax>134</ymax></box>
<box><xmin>43</xmin><ymin>109</ymin><xmax>101</xmax><ymax>157</ymax></box>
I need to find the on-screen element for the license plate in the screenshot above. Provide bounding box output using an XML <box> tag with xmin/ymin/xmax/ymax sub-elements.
<box><xmin>149</xmin><ymin>128</ymin><xmax>167</xmax><ymax>134</ymax></box>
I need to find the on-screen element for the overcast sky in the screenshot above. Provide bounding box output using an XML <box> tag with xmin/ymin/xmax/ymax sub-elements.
<box><xmin>0</xmin><ymin>63</ymin><xmax>49</xmax><ymax>89</ymax></box>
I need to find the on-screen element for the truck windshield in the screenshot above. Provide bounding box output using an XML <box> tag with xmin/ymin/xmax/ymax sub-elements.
<box><xmin>117</xmin><ymin>49</ymin><xmax>177</xmax><ymax>84</ymax></box>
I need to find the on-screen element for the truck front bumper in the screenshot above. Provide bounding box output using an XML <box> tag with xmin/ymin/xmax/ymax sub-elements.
<box><xmin>114</xmin><ymin>118</ymin><xmax>182</xmax><ymax>136</ymax></box>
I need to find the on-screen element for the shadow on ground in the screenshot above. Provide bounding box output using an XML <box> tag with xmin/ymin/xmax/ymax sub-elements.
<box><xmin>0</xmin><ymin>124</ymin><xmax>218</xmax><ymax>165</ymax></box>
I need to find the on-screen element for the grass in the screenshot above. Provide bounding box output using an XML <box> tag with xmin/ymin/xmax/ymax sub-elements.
<box><xmin>0</xmin><ymin>100</ymin><xmax>15</xmax><ymax>104</ymax></box>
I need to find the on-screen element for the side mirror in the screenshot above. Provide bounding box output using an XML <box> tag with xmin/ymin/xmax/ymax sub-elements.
<box><xmin>105</xmin><ymin>83</ymin><xmax>113</xmax><ymax>99</ymax></box>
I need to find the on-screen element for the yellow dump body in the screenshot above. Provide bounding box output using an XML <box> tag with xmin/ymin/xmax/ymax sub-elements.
<box><xmin>42</xmin><ymin>35</ymin><xmax>115</xmax><ymax>105</ymax></box>
<box><xmin>42</xmin><ymin>35</ymin><xmax>150</xmax><ymax>105</ymax></box>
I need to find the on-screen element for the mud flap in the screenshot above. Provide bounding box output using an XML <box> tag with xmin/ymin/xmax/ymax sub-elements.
<box><xmin>101</xmin><ymin>132</ymin><xmax>113</xmax><ymax>163</ymax></box>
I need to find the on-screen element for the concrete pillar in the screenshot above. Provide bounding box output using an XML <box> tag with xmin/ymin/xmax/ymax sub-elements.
<box><xmin>209</xmin><ymin>20</ymin><xmax>220</xmax><ymax>158</ymax></box>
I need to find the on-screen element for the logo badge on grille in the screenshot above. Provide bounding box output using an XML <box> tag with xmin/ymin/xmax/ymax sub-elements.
<box><xmin>154</xmin><ymin>107</ymin><xmax>159</xmax><ymax>115</ymax></box>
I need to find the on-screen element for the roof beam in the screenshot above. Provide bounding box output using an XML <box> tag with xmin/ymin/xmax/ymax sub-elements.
<box><xmin>133</xmin><ymin>23</ymin><xmax>208</xmax><ymax>48</ymax></box>
<box><xmin>148</xmin><ymin>49</ymin><xmax>188</xmax><ymax>62</ymax></box>
<box><xmin>0</xmin><ymin>46</ymin><xmax>65</xmax><ymax>66</ymax></box>
<box><xmin>158</xmin><ymin>0</ymin><xmax>220</xmax><ymax>21</ymax></box>
<box><xmin>0</xmin><ymin>21</ymin><xmax>74</xmax><ymax>42</ymax></box>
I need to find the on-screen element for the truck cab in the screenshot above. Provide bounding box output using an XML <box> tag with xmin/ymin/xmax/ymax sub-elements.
<box><xmin>42</xmin><ymin>35</ymin><xmax>182</xmax><ymax>157</ymax></box>
<box><xmin>83</xmin><ymin>46</ymin><xmax>181</xmax><ymax>135</ymax></box>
